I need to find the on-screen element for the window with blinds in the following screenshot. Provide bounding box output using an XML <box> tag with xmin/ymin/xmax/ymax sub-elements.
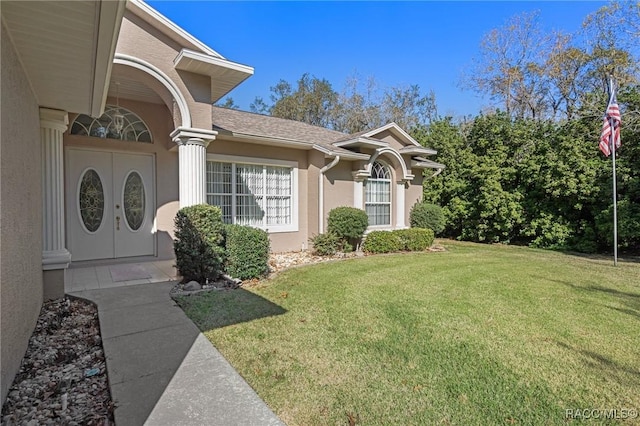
<box><xmin>365</xmin><ymin>161</ymin><xmax>391</xmax><ymax>226</ymax></box>
<box><xmin>206</xmin><ymin>160</ymin><xmax>294</xmax><ymax>230</ymax></box>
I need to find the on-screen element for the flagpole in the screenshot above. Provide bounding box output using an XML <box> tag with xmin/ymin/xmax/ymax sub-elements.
<box><xmin>609</xmin><ymin>76</ymin><xmax>618</xmax><ymax>266</ymax></box>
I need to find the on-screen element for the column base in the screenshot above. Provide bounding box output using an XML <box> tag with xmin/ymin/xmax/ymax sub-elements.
<box><xmin>42</xmin><ymin>249</ymin><xmax>71</xmax><ymax>270</ymax></box>
<box><xmin>43</xmin><ymin>269</ymin><xmax>66</xmax><ymax>301</ymax></box>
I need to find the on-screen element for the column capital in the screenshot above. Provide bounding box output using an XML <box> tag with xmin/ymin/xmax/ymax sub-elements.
<box><xmin>171</xmin><ymin>127</ymin><xmax>217</xmax><ymax>148</ymax></box>
<box><xmin>352</xmin><ymin>170</ymin><xmax>369</xmax><ymax>182</ymax></box>
<box><xmin>39</xmin><ymin>108</ymin><xmax>69</xmax><ymax>132</ymax></box>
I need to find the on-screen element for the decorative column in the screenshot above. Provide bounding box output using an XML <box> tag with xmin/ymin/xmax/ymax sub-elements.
<box><xmin>40</xmin><ymin>108</ymin><xmax>71</xmax><ymax>299</ymax></box>
<box><xmin>171</xmin><ymin>127</ymin><xmax>217</xmax><ymax>208</ymax></box>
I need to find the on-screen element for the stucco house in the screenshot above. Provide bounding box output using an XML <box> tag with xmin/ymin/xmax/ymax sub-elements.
<box><xmin>0</xmin><ymin>0</ymin><xmax>442</xmax><ymax>403</ymax></box>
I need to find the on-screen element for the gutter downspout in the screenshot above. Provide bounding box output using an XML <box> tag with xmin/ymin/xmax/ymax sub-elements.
<box><xmin>318</xmin><ymin>155</ymin><xmax>340</xmax><ymax>234</ymax></box>
<box><xmin>430</xmin><ymin>168</ymin><xmax>443</xmax><ymax>179</ymax></box>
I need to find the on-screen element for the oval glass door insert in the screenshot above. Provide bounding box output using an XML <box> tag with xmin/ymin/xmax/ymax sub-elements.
<box><xmin>79</xmin><ymin>169</ymin><xmax>105</xmax><ymax>233</ymax></box>
<box><xmin>123</xmin><ymin>171</ymin><xmax>145</xmax><ymax>231</ymax></box>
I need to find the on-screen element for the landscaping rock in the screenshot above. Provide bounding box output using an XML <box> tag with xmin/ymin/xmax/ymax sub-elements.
<box><xmin>1</xmin><ymin>297</ymin><xmax>113</xmax><ymax>425</ymax></box>
<box><xmin>183</xmin><ymin>281</ymin><xmax>202</xmax><ymax>291</ymax></box>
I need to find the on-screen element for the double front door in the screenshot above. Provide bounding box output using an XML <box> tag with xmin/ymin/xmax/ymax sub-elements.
<box><xmin>66</xmin><ymin>149</ymin><xmax>155</xmax><ymax>261</ymax></box>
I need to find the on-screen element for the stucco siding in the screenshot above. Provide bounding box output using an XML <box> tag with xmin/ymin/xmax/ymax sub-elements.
<box><xmin>375</xmin><ymin>129</ymin><xmax>408</xmax><ymax>152</ymax></box>
<box><xmin>324</xmin><ymin>160</ymin><xmax>356</xmax><ymax>219</ymax></box>
<box><xmin>406</xmin><ymin>172</ymin><xmax>424</xmax><ymax>224</ymax></box>
<box><xmin>1</xmin><ymin>22</ymin><xmax>44</xmax><ymax>403</ymax></box>
<box><xmin>116</xmin><ymin>13</ymin><xmax>212</xmax><ymax>130</ymax></box>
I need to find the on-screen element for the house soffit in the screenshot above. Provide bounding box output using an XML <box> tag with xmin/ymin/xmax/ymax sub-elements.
<box><xmin>2</xmin><ymin>0</ymin><xmax>126</xmax><ymax>116</ymax></box>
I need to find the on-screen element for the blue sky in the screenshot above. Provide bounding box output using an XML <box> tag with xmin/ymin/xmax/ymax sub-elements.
<box><xmin>148</xmin><ymin>1</ymin><xmax>607</xmax><ymax>118</ymax></box>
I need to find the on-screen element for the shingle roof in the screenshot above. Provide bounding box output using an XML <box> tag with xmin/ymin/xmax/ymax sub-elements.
<box><xmin>212</xmin><ymin>106</ymin><xmax>348</xmax><ymax>146</ymax></box>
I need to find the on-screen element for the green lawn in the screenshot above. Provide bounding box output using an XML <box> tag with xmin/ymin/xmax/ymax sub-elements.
<box><xmin>177</xmin><ymin>241</ymin><xmax>640</xmax><ymax>425</ymax></box>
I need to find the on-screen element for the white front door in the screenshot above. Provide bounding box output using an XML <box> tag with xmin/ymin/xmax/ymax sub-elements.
<box><xmin>66</xmin><ymin>149</ymin><xmax>155</xmax><ymax>261</ymax></box>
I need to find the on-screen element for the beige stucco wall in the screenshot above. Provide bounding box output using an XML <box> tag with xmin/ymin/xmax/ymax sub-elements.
<box><xmin>1</xmin><ymin>22</ymin><xmax>44</xmax><ymax>403</ymax></box>
<box><xmin>323</xmin><ymin>160</ymin><xmax>356</xmax><ymax>228</ymax></box>
<box><xmin>116</xmin><ymin>12</ymin><xmax>212</xmax><ymax>130</ymax></box>
<box><xmin>65</xmin><ymin>99</ymin><xmax>179</xmax><ymax>260</ymax></box>
<box><xmin>375</xmin><ymin>129</ymin><xmax>408</xmax><ymax>152</ymax></box>
<box><xmin>407</xmin><ymin>171</ymin><xmax>425</xmax><ymax>225</ymax></box>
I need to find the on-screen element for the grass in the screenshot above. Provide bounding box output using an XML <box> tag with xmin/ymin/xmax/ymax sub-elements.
<box><xmin>176</xmin><ymin>241</ymin><xmax>640</xmax><ymax>425</ymax></box>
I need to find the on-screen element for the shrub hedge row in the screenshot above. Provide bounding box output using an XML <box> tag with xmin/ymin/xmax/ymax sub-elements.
<box><xmin>173</xmin><ymin>204</ymin><xmax>270</xmax><ymax>283</ymax></box>
<box><xmin>363</xmin><ymin>228</ymin><xmax>435</xmax><ymax>254</ymax></box>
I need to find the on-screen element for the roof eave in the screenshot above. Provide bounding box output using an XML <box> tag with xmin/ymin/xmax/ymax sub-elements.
<box><xmin>91</xmin><ymin>0</ymin><xmax>127</xmax><ymax>117</ymax></box>
<box><xmin>399</xmin><ymin>146</ymin><xmax>438</xmax><ymax>156</ymax></box>
<box><xmin>175</xmin><ymin>49</ymin><xmax>254</xmax><ymax>103</ymax></box>
<box><xmin>215</xmin><ymin>130</ymin><xmax>314</xmax><ymax>149</ymax></box>
<box><xmin>127</xmin><ymin>0</ymin><xmax>224</xmax><ymax>58</ymax></box>
<box><xmin>313</xmin><ymin>144</ymin><xmax>370</xmax><ymax>160</ymax></box>
<box><xmin>333</xmin><ymin>137</ymin><xmax>388</xmax><ymax>149</ymax></box>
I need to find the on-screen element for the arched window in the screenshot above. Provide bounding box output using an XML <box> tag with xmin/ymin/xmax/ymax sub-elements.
<box><xmin>365</xmin><ymin>161</ymin><xmax>391</xmax><ymax>226</ymax></box>
<box><xmin>70</xmin><ymin>105</ymin><xmax>152</xmax><ymax>143</ymax></box>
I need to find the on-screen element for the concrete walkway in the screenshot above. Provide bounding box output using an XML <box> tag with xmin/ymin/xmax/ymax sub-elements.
<box><xmin>71</xmin><ymin>282</ymin><xmax>283</xmax><ymax>426</ymax></box>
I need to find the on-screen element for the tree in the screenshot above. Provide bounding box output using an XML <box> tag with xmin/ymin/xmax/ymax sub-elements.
<box><xmin>464</xmin><ymin>11</ymin><xmax>552</xmax><ymax>119</ymax></box>
<box><xmin>267</xmin><ymin>74</ymin><xmax>338</xmax><ymax>128</ymax></box>
<box><xmin>254</xmin><ymin>72</ymin><xmax>439</xmax><ymax>133</ymax></box>
<box><xmin>216</xmin><ymin>97</ymin><xmax>239</xmax><ymax>110</ymax></box>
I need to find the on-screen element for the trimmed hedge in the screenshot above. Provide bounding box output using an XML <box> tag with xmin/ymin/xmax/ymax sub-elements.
<box><xmin>224</xmin><ymin>224</ymin><xmax>270</xmax><ymax>280</ymax></box>
<box><xmin>410</xmin><ymin>202</ymin><xmax>445</xmax><ymax>234</ymax></box>
<box><xmin>174</xmin><ymin>204</ymin><xmax>225</xmax><ymax>284</ymax></box>
<box><xmin>394</xmin><ymin>228</ymin><xmax>435</xmax><ymax>251</ymax></box>
<box><xmin>363</xmin><ymin>231</ymin><xmax>403</xmax><ymax>254</ymax></box>
<box><xmin>363</xmin><ymin>228</ymin><xmax>435</xmax><ymax>254</ymax></box>
<box><xmin>310</xmin><ymin>232</ymin><xmax>342</xmax><ymax>256</ymax></box>
<box><xmin>327</xmin><ymin>207</ymin><xmax>369</xmax><ymax>249</ymax></box>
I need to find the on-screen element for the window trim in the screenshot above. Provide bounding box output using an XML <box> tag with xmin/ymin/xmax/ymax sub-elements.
<box><xmin>206</xmin><ymin>154</ymin><xmax>298</xmax><ymax>233</ymax></box>
<box><xmin>364</xmin><ymin>161</ymin><xmax>392</xmax><ymax>228</ymax></box>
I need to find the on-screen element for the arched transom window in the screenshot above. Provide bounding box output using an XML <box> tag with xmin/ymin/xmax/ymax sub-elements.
<box><xmin>70</xmin><ymin>105</ymin><xmax>152</xmax><ymax>143</ymax></box>
<box><xmin>365</xmin><ymin>161</ymin><xmax>391</xmax><ymax>226</ymax></box>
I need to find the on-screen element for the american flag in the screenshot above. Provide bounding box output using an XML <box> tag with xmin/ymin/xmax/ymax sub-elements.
<box><xmin>599</xmin><ymin>91</ymin><xmax>621</xmax><ymax>157</ymax></box>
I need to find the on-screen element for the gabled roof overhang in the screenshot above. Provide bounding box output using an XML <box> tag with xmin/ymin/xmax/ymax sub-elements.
<box><xmin>174</xmin><ymin>49</ymin><xmax>254</xmax><ymax>103</ymax></box>
<box><xmin>2</xmin><ymin>0</ymin><xmax>126</xmax><ymax>116</ymax></box>
<box><xmin>412</xmin><ymin>156</ymin><xmax>446</xmax><ymax>170</ymax></box>
<box><xmin>313</xmin><ymin>144</ymin><xmax>370</xmax><ymax>160</ymax></box>
<box><xmin>333</xmin><ymin>137</ymin><xmax>388</xmax><ymax>150</ymax></box>
<box><xmin>399</xmin><ymin>146</ymin><xmax>438</xmax><ymax>156</ymax></box>
<box><xmin>361</xmin><ymin>122</ymin><xmax>422</xmax><ymax>147</ymax></box>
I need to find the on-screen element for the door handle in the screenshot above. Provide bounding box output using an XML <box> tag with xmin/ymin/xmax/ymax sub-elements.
<box><xmin>116</xmin><ymin>216</ymin><xmax>120</xmax><ymax>231</ymax></box>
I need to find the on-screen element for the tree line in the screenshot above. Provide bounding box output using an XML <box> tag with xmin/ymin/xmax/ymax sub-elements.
<box><xmin>217</xmin><ymin>1</ymin><xmax>639</xmax><ymax>253</ymax></box>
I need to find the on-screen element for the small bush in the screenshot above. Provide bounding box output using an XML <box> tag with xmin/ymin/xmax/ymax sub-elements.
<box><xmin>327</xmin><ymin>207</ymin><xmax>369</xmax><ymax>249</ymax></box>
<box><xmin>394</xmin><ymin>228</ymin><xmax>435</xmax><ymax>251</ymax></box>
<box><xmin>363</xmin><ymin>231</ymin><xmax>403</xmax><ymax>254</ymax></box>
<box><xmin>310</xmin><ymin>232</ymin><xmax>341</xmax><ymax>256</ymax></box>
<box><xmin>224</xmin><ymin>224</ymin><xmax>270</xmax><ymax>280</ymax></box>
<box><xmin>410</xmin><ymin>203</ymin><xmax>445</xmax><ymax>234</ymax></box>
<box><xmin>174</xmin><ymin>204</ymin><xmax>225</xmax><ymax>284</ymax></box>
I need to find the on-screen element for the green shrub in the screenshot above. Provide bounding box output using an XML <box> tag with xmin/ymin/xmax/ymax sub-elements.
<box><xmin>363</xmin><ymin>231</ymin><xmax>403</xmax><ymax>254</ymax></box>
<box><xmin>410</xmin><ymin>203</ymin><xmax>445</xmax><ymax>234</ymax></box>
<box><xmin>310</xmin><ymin>232</ymin><xmax>341</xmax><ymax>256</ymax></box>
<box><xmin>224</xmin><ymin>224</ymin><xmax>270</xmax><ymax>280</ymax></box>
<box><xmin>327</xmin><ymin>207</ymin><xmax>369</xmax><ymax>249</ymax></box>
<box><xmin>174</xmin><ymin>204</ymin><xmax>225</xmax><ymax>284</ymax></box>
<box><xmin>393</xmin><ymin>228</ymin><xmax>435</xmax><ymax>251</ymax></box>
